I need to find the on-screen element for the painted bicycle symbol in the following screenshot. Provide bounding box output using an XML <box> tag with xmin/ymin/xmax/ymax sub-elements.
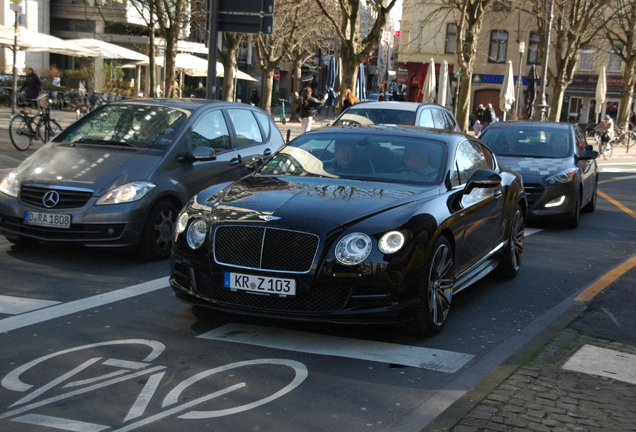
<box><xmin>1</xmin><ymin>339</ymin><xmax>308</xmax><ymax>431</ymax></box>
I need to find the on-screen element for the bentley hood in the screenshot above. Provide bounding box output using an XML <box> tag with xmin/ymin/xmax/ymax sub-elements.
<box><xmin>209</xmin><ymin>175</ymin><xmax>439</xmax><ymax>227</ymax></box>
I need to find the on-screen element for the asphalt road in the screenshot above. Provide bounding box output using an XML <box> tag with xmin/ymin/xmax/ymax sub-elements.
<box><xmin>0</xmin><ymin>107</ymin><xmax>635</xmax><ymax>431</ymax></box>
<box><xmin>0</xmin><ymin>170</ymin><xmax>635</xmax><ymax>431</ymax></box>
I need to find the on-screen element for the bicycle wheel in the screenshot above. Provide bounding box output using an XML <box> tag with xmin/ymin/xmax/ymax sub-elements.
<box><xmin>600</xmin><ymin>141</ymin><xmax>613</xmax><ymax>160</ymax></box>
<box><xmin>44</xmin><ymin>119</ymin><xmax>64</xmax><ymax>142</ymax></box>
<box><xmin>9</xmin><ymin>114</ymin><xmax>33</xmax><ymax>151</ymax></box>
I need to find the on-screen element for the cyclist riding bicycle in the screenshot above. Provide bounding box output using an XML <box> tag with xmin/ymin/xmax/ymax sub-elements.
<box><xmin>595</xmin><ymin>114</ymin><xmax>615</xmax><ymax>143</ymax></box>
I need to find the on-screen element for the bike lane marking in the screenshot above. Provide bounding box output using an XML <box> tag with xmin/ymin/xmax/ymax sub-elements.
<box><xmin>0</xmin><ymin>277</ymin><xmax>168</xmax><ymax>333</ymax></box>
<box><xmin>199</xmin><ymin>323</ymin><xmax>474</xmax><ymax>373</ymax></box>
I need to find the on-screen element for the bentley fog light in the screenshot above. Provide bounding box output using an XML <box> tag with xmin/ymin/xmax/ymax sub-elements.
<box><xmin>379</xmin><ymin>231</ymin><xmax>405</xmax><ymax>254</ymax></box>
<box><xmin>176</xmin><ymin>212</ymin><xmax>189</xmax><ymax>235</ymax></box>
<box><xmin>186</xmin><ymin>218</ymin><xmax>207</xmax><ymax>249</ymax></box>
<box><xmin>335</xmin><ymin>232</ymin><xmax>372</xmax><ymax>265</ymax></box>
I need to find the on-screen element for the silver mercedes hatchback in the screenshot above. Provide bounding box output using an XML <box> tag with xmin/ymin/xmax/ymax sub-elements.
<box><xmin>0</xmin><ymin>99</ymin><xmax>284</xmax><ymax>260</ymax></box>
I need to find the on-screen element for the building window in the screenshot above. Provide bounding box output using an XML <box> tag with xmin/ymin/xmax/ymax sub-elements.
<box><xmin>608</xmin><ymin>46</ymin><xmax>623</xmax><ymax>72</ymax></box>
<box><xmin>527</xmin><ymin>32</ymin><xmax>541</xmax><ymax>65</ymax></box>
<box><xmin>445</xmin><ymin>23</ymin><xmax>457</xmax><ymax>54</ymax></box>
<box><xmin>488</xmin><ymin>31</ymin><xmax>508</xmax><ymax>63</ymax></box>
<box><xmin>578</xmin><ymin>47</ymin><xmax>595</xmax><ymax>72</ymax></box>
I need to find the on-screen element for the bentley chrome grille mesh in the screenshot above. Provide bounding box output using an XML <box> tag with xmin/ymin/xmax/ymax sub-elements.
<box><xmin>214</xmin><ymin>225</ymin><xmax>319</xmax><ymax>273</ymax></box>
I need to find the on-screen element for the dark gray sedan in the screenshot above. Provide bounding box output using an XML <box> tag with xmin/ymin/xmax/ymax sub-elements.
<box><xmin>0</xmin><ymin>99</ymin><xmax>284</xmax><ymax>259</ymax></box>
<box><xmin>479</xmin><ymin>121</ymin><xmax>598</xmax><ymax>228</ymax></box>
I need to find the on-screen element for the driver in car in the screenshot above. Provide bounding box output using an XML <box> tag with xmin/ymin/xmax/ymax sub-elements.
<box><xmin>329</xmin><ymin>141</ymin><xmax>372</xmax><ymax>175</ymax></box>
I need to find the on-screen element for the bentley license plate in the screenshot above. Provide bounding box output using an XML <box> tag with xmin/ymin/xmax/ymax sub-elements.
<box><xmin>24</xmin><ymin>211</ymin><xmax>71</xmax><ymax>228</ymax></box>
<box><xmin>224</xmin><ymin>272</ymin><xmax>296</xmax><ymax>296</ymax></box>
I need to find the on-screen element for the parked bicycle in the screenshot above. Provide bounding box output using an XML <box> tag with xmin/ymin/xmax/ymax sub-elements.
<box><xmin>9</xmin><ymin>92</ymin><xmax>64</xmax><ymax>151</ymax></box>
<box><xmin>613</xmin><ymin>121</ymin><xmax>636</xmax><ymax>153</ymax></box>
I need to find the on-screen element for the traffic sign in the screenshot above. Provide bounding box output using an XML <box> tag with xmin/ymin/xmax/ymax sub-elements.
<box><xmin>273</xmin><ymin>71</ymin><xmax>280</xmax><ymax>80</ymax></box>
<box><xmin>219</xmin><ymin>0</ymin><xmax>274</xmax><ymax>14</ymax></box>
<box><xmin>218</xmin><ymin>13</ymin><xmax>274</xmax><ymax>34</ymax></box>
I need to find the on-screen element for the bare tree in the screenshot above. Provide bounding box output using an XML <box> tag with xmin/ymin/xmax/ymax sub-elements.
<box><xmin>314</xmin><ymin>0</ymin><xmax>399</xmax><ymax>106</ymax></box>
<box><xmin>253</xmin><ymin>0</ymin><xmax>320</xmax><ymax>115</ymax></box>
<box><xmin>603</xmin><ymin>0</ymin><xmax>636</xmax><ymax>125</ymax></box>
<box><xmin>218</xmin><ymin>33</ymin><xmax>247</xmax><ymax>102</ymax></box>
<box><xmin>518</xmin><ymin>0</ymin><xmax>611</xmax><ymax>122</ymax></box>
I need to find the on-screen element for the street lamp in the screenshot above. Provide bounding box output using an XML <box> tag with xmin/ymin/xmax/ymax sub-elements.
<box><xmin>536</xmin><ymin>0</ymin><xmax>554</xmax><ymax>121</ymax></box>
<box><xmin>516</xmin><ymin>42</ymin><xmax>525</xmax><ymax>119</ymax></box>
<box><xmin>380</xmin><ymin>40</ymin><xmax>391</xmax><ymax>95</ymax></box>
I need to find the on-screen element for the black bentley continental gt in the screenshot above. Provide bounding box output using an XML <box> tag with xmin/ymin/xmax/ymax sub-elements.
<box><xmin>170</xmin><ymin>125</ymin><xmax>527</xmax><ymax>336</ymax></box>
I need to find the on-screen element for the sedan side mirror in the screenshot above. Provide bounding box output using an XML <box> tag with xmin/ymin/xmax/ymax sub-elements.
<box><xmin>578</xmin><ymin>149</ymin><xmax>599</xmax><ymax>160</ymax></box>
<box><xmin>178</xmin><ymin>146</ymin><xmax>217</xmax><ymax>163</ymax></box>
<box><xmin>464</xmin><ymin>169</ymin><xmax>502</xmax><ymax>195</ymax></box>
<box><xmin>245</xmin><ymin>155</ymin><xmax>264</xmax><ymax>171</ymax></box>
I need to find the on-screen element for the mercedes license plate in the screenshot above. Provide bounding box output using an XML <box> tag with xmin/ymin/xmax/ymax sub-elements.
<box><xmin>24</xmin><ymin>211</ymin><xmax>71</xmax><ymax>229</ymax></box>
<box><xmin>224</xmin><ymin>272</ymin><xmax>296</xmax><ymax>297</ymax></box>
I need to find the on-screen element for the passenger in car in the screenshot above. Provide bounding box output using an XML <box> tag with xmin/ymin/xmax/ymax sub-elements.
<box><xmin>403</xmin><ymin>145</ymin><xmax>437</xmax><ymax>179</ymax></box>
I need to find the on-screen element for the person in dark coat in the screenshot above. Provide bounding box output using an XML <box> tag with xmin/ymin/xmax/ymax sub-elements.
<box><xmin>250</xmin><ymin>89</ymin><xmax>260</xmax><ymax>107</ymax></box>
<box><xmin>481</xmin><ymin>103</ymin><xmax>496</xmax><ymax>130</ymax></box>
<box><xmin>295</xmin><ymin>87</ymin><xmax>328</xmax><ymax>133</ymax></box>
<box><xmin>20</xmin><ymin>68</ymin><xmax>43</xmax><ymax>105</ymax></box>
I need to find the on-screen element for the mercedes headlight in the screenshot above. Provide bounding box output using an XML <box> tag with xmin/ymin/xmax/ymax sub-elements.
<box><xmin>335</xmin><ymin>232</ymin><xmax>372</xmax><ymax>265</ymax></box>
<box><xmin>379</xmin><ymin>231</ymin><xmax>405</xmax><ymax>254</ymax></box>
<box><xmin>546</xmin><ymin>168</ymin><xmax>576</xmax><ymax>185</ymax></box>
<box><xmin>186</xmin><ymin>218</ymin><xmax>207</xmax><ymax>249</ymax></box>
<box><xmin>0</xmin><ymin>170</ymin><xmax>19</xmax><ymax>197</ymax></box>
<box><xmin>96</xmin><ymin>181</ymin><xmax>156</xmax><ymax>205</ymax></box>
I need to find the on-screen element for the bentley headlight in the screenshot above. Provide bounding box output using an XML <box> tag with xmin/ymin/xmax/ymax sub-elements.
<box><xmin>96</xmin><ymin>181</ymin><xmax>156</xmax><ymax>205</ymax></box>
<box><xmin>186</xmin><ymin>218</ymin><xmax>207</xmax><ymax>249</ymax></box>
<box><xmin>0</xmin><ymin>170</ymin><xmax>19</xmax><ymax>197</ymax></box>
<box><xmin>335</xmin><ymin>232</ymin><xmax>372</xmax><ymax>265</ymax></box>
<box><xmin>546</xmin><ymin>168</ymin><xmax>576</xmax><ymax>185</ymax></box>
<box><xmin>379</xmin><ymin>231</ymin><xmax>405</xmax><ymax>254</ymax></box>
<box><xmin>176</xmin><ymin>212</ymin><xmax>189</xmax><ymax>235</ymax></box>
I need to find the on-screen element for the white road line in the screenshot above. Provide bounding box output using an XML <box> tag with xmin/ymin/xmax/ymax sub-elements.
<box><xmin>0</xmin><ymin>277</ymin><xmax>169</xmax><ymax>334</ymax></box>
<box><xmin>0</xmin><ymin>295</ymin><xmax>61</xmax><ymax>315</ymax></box>
<box><xmin>11</xmin><ymin>414</ymin><xmax>109</xmax><ymax>432</ymax></box>
<box><xmin>199</xmin><ymin>323</ymin><xmax>474</xmax><ymax>373</ymax></box>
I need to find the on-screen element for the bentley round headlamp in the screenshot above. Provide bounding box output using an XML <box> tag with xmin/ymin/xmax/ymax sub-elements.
<box><xmin>186</xmin><ymin>218</ymin><xmax>207</xmax><ymax>249</ymax></box>
<box><xmin>176</xmin><ymin>212</ymin><xmax>189</xmax><ymax>235</ymax></box>
<box><xmin>335</xmin><ymin>232</ymin><xmax>372</xmax><ymax>265</ymax></box>
<box><xmin>379</xmin><ymin>231</ymin><xmax>405</xmax><ymax>254</ymax></box>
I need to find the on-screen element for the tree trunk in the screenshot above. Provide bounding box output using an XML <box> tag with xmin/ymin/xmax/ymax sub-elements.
<box><xmin>164</xmin><ymin>31</ymin><xmax>178</xmax><ymax>98</ymax></box>
<box><xmin>618</xmin><ymin>61</ymin><xmax>636</xmax><ymax>125</ymax></box>
<box><xmin>261</xmin><ymin>69</ymin><xmax>275</xmax><ymax>115</ymax></box>
<box><xmin>548</xmin><ymin>80</ymin><xmax>567</xmax><ymax>122</ymax></box>
<box><xmin>456</xmin><ymin>67</ymin><xmax>473</xmax><ymax>132</ymax></box>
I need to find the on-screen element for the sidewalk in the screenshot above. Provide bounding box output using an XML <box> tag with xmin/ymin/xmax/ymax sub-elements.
<box><xmin>429</xmin><ymin>264</ymin><xmax>636</xmax><ymax>432</ymax></box>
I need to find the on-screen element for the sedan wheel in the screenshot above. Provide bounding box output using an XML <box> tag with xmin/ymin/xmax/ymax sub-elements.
<box><xmin>565</xmin><ymin>192</ymin><xmax>581</xmax><ymax>229</ymax></box>
<box><xmin>403</xmin><ymin>237</ymin><xmax>454</xmax><ymax>336</ymax></box>
<box><xmin>138</xmin><ymin>200</ymin><xmax>178</xmax><ymax>261</ymax></box>
<box><xmin>494</xmin><ymin>204</ymin><xmax>524</xmax><ymax>278</ymax></box>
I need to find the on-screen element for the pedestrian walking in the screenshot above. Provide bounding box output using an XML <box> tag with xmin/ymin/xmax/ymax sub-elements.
<box><xmin>481</xmin><ymin>103</ymin><xmax>497</xmax><ymax>130</ymax></box>
<box><xmin>295</xmin><ymin>87</ymin><xmax>328</xmax><ymax>133</ymax></box>
<box><xmin>250</xmin><ymin>89</ymin><xmax>260</xmax><ymax>107</ymax></box>
<box><xmin>20</xmin><ymin>68</ymin><xmax>43</xmax><ymax>107</ymax></box>
<box><xmin>341</xmin><ymin>89</ymin><xmax>360</xmax><ymax>111</ymax></box>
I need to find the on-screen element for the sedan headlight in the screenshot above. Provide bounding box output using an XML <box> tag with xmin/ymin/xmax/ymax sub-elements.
<box><xmin>546</xmin><ymin>168</ymin><xmax>576</xmax><ymax>185</ymax></box>
<box><xmin>96</xmin><ymin>181</ymin><xmax>156</xmax><ymax>205</ymax></box>
<box><xmin>176</xmin><ymin>211</ymin><xmax>189</xmax><ymax>235</ymax></box>
<box><xmin>335</xmin><ymin>232</ymin><xmax>372</xmax><ymax>265</ymax></box>
<box><xmin>186</xmin><ymin>218</ymin><xmax>207</xmax><ymax>249</ymax></box>
<box><xmin>0</xmin><ymin>170</ymin><xmax>19</xmax><ymax>197</ymax></box>
<box><xmin>379</xmin><ymin>231</ymin><xmax>405</xmax><ymax>254</ymax></box>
